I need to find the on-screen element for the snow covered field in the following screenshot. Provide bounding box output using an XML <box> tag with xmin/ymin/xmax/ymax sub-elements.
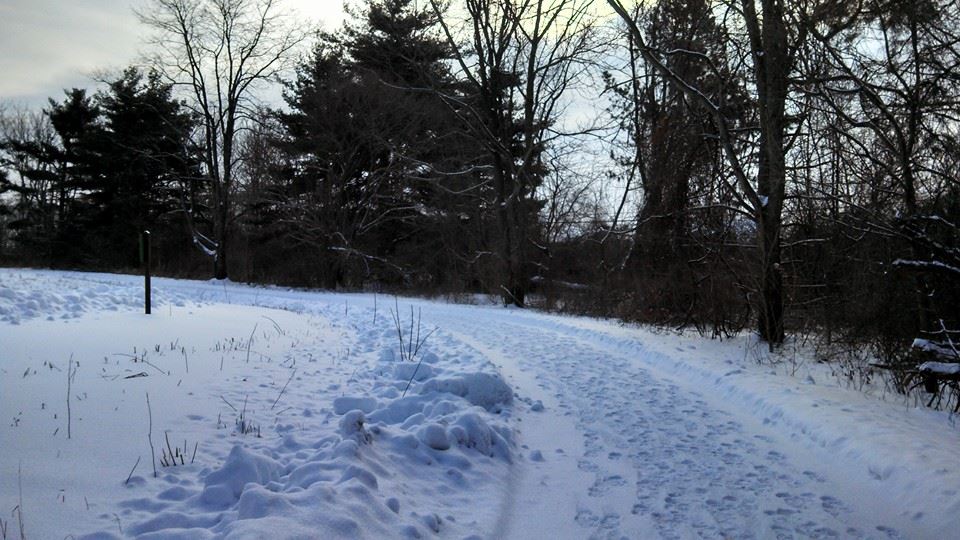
<box><xmin>1</xmin><ymin>269</ymin><xmax>959</xmax><ymax>539</ymax></box>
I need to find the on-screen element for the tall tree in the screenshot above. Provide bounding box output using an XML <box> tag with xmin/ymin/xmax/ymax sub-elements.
<box><xmin>806</xmin><ymin>0</ymin><xmax>960</xmax><ymax>338</ymax></box>
<box><xmin>275</xmin><ymin>0</ymin><xmax>474</xmax><ymax>288</ymax></box>
<box><xmin>606</xmin><ymin>0</ymin><xmax>808</xmax><ymax>344</ymax></box>
<box><xmin>139</xmin><ymin>0</ymin><xmax>303</xmax><ymax>279</ymax></box>
<box><xmin>94</xmin><ymin>68</ymin><xmax>199</xmax><ymax>267</ymax></box>
<box><xmin>0</xmin><ymin>107</ymin><xmax>60</xmax><ymax>260</ymax></box>
<box><xmin>430</xmin><ymin>0</ymin><xmax>600</xmax><ymax>306</ymax></box>
<box><xmin>601</xmin><ymin>0</ymin><xmax>748</xmax><ymax>330</ymax></box>
<box><xmin>606</xmin><ymin>0</ymin><xmax>736</xmax><ymax>268</ymax></box>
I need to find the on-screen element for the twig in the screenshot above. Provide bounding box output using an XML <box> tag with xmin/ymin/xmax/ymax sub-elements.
<box><xmin>391</xmin><ymin>297</ymin><xmax>406</xmax><ymax>361</ymax></box>
<box><xmin>402</xmin><ymin>326</ymin><xmax>438</xmax><ymax>398</ymax></box>
<box><xmin>261</xmin><ymin>315</ymin><xmax>284</xmax><ymax>336</ymax></box>
<box><xmin>400</xmin><ymin>328</ymin><xmax>436</xmax><ymax>398</ymax></box>
<box><xmin>140</xmin><ymin>359</ymin><xmax>166</xmax><ymax>375</ymax></box>
<box><xmin>66</xmin><ymin>354</ymin><xmax>74</xmax><ymax>439</ymax></box>
<box><xmin>271</xmin><ymin>369</ymin><xmax>297</xmax><ymax>410</ymax></box>
<box><xmin>164</xmin><ymin>431</ymin><xmax>175</xmax><ymax>467</ymax></box>
<box><xmin>413</xmin><ymin>328</ymin><xmax>438</xmax><ymax>360</ymax></box>
<box><xmin>15</xmin><ymin>461</ymin><xmax>25</xmax><ymax>540</ymax></box>
<box><xmin>220</xmin><ymin>395</ymin><xmax>238</xmax><ymax>412</ymax></box>
<box><xmin>246</xmin><ymin>324</ymin><xmax>258</xmax><ymax>363</ymax></box>
<box><xmin>125</xmin><ymin>456</ymin><xmax>141</xmax><ymax>485</ymax></box>
<box><xmin>146</xmin><ymin>393</ymin><xmax>157</xmax><ymax>478</ymax></box>
<box><xmin>408</xmin><ymin>306</ymin><xmax>414</xmax><ymax>361</ymax></box>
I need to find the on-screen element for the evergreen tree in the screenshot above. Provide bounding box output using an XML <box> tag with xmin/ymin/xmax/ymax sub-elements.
<box><xmin>40</xmin><ymin>89</ymin><xmax>103</xmax><ymax>265</ymax></box>
<box><xmin>94</xmin><ymin>68</ymin><xmax>199</xmax><ymax>268</ymax></box>
<box><xmin>275</xmin><ymin>0</ymin><xmax>473</xmax><ymax>287</ymax></box>
<box><xmin>343</xmin><ymin>0</ymin><xmax>452</xmax><ymax>86</ymax></box>
<box><xmin>0</xmin><ymin>74</ymin><xmax>198</xmax><ymax>269</ymax></box>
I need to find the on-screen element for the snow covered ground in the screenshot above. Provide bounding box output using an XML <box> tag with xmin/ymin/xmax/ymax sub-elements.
<box><xmin>1</xmin><ymin>269</ymin><xmax>959</xmax><ymax>539</ymax></box>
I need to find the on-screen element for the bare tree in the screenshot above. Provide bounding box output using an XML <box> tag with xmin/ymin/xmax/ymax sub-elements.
<box><xmin>429</xmin><ymin>0</ymin><xmax>602</xmax><ymax>305</ymax></box>
<box><xmin>606</xmin><ymin>0</ymin><xmax>812</xmax><ymax>345</ymax></box>
<box><xmin>0</xmin><ymin>105</ymin><xmax>59</xmax><ymax>223</ymax></box>
<box><xmin>138</xmin><ymin>0</ymin><xmax>303</xmax><ymax>279</ymax></box>
<box><xmin>807</xmin><ymin>1</ymin><xmax>960</xmax><ymax>327</ymax></box>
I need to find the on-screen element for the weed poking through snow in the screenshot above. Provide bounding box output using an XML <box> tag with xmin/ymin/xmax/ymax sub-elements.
<box><xmin>235</xmin><ymin>396</ymin><xmax>261</xmax><ymax>437</ymax></box>
<box><xmin>389</xmin><ymin>299</ymin><xmax>438</xmax><ymax>397</ymax></box>
<box><xmin>159</xmin><ymin>432</ymin><xmax>198</xmax><ymax>467</ymax></box>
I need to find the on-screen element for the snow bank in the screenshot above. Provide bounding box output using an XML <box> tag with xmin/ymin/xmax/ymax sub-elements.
<box><xmin>200</xmin><ymin>446</ymin><xmax>283</xmax><ymax>506</ymax></box>
<box><xmin>0</xmin><ymin>269</ymin><xmax>516</xmax><ymax>539</ymax></box>
<box><xmin>0</xmin><ymin>269</ymin><xmax>193</xmax><ymax>324</ymax></box>
<box><xmin>11</xmin><ymin>269</ymin><xmax>959</xmax><ymax>538</ymax></box>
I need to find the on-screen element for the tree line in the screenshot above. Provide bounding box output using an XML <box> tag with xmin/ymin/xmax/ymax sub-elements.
<box><xmin>2</xmin><ymin>0</ymin><xmax>959</xmax><ymax>371</ymax></box>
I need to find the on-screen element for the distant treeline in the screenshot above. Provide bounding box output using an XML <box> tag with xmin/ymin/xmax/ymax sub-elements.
<box><xmin>2</xmin><ymin>0</ymin><xmax>959</xmax><ymax>368</ymax></box>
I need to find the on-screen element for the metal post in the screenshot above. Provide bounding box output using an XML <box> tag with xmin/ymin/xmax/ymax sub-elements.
<box><xmin>143</xmin><ymin>230</ymin><xmax>151</xmax><ymax>315</ymax></box>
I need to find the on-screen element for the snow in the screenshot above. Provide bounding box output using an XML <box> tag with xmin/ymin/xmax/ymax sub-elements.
<box><xmin>912</xmin><ymin>338</ymin><xmax>958</xmax><ymax>360</ymax></box>
<box><xmin>893</xmin><ymin>258</ymin><xmax>960</xmax><ymax>276</ymax></box>
<box><xmin>919</xmin><ymin>361</ymin><xmax>960</xmax><ymax>376</ymax></box>
<box><xmin>3</xmin><ymin>269</ymin><xmax>960</xmax><ymax>538</ymax></box>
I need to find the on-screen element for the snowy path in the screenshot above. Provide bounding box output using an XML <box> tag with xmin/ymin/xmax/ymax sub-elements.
<box><xmin>3</xmin><ymin>270</ymin><xmax>960</xmax><ymax>539</ymax></box>
<box><xmin>436</xmin><ymin>310</ymin><xmax>914</xmax><ymax>539</ymax></box>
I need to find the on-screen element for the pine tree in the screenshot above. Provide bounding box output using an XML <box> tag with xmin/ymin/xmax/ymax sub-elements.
<box><xmin>42</xmin><ymin>89</ymin><xmax>103</xmax><ymax>265</ymax></box>
<box><xmin>95</xmin><ymin>68</ymin><xmax>199</xmax><ymax>268</ymax></box>
<box><xmin>275</xmin><ymin>0</ymin><xmax>472</xmax><ymax>287</ymax></box>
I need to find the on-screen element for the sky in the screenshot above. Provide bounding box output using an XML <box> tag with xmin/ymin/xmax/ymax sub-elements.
<box><xmin>0</xmin><ymin>0</ymin><xmax>346</xmax><ymax>109</ymax></box>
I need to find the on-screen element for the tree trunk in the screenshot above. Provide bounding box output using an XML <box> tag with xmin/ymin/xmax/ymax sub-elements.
<box><xmin>213</xmin><ymin>210</ymin><xmax>229</xmax><ymax>280</ymax></box>
<box><xmin>213</xmin><ymin>179</ymin><xmax>230</xmax><ymax>280</ymax></box>
<box><xmin>508</xmin><ymin>194</ymin><xmax>527</xmax><ymax>307</ymax></box>
<box><xmin>746</xmin><ymin>0</ymin><xmax>789</xmax><ymax>346</ymax></box>
<box><xmin>494</xmin><ymin>155</ymin><xmax>524</xmax><ymax>307</ymax></box>
<box><xmin>757</xmin><ymin>207</ymin><xmax>785</xmax><ymax>343</ymax></box>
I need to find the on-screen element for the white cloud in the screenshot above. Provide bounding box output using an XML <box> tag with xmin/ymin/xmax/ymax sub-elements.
<box><xmin>0</xmin><ymin>0</ymin><xmax>344</xmax><ymax>106</ymax></box>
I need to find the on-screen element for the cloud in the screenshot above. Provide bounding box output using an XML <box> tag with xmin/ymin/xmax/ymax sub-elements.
<box><xmin>0</xmin><ymin>1</ymin><xmax>140</xmax><ymax>100</ymax></box>
<box><xmin>0</xmin><ymin>0</ymin><xmax>344</xmax><ymax>106</ymax></box>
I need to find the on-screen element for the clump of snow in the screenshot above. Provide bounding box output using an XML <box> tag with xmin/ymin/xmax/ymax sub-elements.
<box><xmin>918</xmin><ymin>361</ymin><xmax>960</xmax><ymax>375</ymax></box>
<box><xmin>418</xmin><ymin>423</ymin><xmax>451</xmax><ymax>450</ymax></box>
<box><xmin>333</xmin><ymin>396</ymin><xmax>378</xmax><ymax>414</ymax></box>
<box><xmin>392</xmin><ymin>361</ymin><xmax>435</xmax><ymax>382</ymax></box>
<box><xmin>449</xmin><ymin>412</ymin><xmax>513</xmax><ymax>460</ymax></box>
<box><xmin>912</xmin><ymin>338</ymin><xmax>958</xmax><ymax>359</ymax></box>
<box><xmin>419</xmin><ymin>372</ymin><xmax>513</xmax><ymax>411</ymax></box>
<box><xmin>339</xmin><ymin>410</ymin><xmax>372</xmax><ymax>444</ymax></box>
<box><xmin>201</xmin><ymin>446</ymin><xmax>282</xmax><ymax>506</ymax></box>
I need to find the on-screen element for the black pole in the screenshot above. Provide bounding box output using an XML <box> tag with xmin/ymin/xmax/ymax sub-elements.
<box><xmin>143</xmin><ymin>230</ymin><xmax>151</xmax><ymax>315</ymax></box>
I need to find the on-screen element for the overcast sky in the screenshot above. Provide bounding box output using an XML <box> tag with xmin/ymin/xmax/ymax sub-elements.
<box><xmin>0</xmin><ymin>0</ymin><xmax>346</xmax><ymax>108</ymax></box>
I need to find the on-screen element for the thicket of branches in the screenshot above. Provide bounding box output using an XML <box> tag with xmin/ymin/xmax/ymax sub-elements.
<box><xmin>3</xmin><ymin>0</ymin><xmax>960</xmax><ymax>386</ymax></box>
